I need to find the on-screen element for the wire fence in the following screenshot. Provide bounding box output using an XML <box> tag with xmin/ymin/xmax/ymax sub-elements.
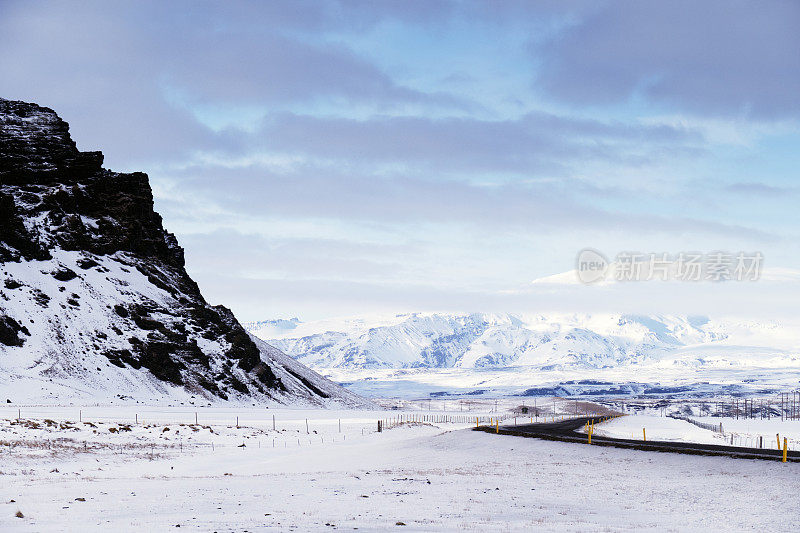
<box><xmin>670</xmin><ymin>414</ymin><xmax>724</xmax><ymax>433</ymax></box>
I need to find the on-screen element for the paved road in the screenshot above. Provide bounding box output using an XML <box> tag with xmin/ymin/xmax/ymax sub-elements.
<box><xmin>475</xmin><ymin>416</ymin><xmax>800</xmax><ymax>462</ymax></box>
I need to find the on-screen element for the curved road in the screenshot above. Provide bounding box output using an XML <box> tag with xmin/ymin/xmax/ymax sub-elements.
<box><xmin>475</xmin><ymin>416</ymin><xmax>800</xmax><ymax>462</ymax></box>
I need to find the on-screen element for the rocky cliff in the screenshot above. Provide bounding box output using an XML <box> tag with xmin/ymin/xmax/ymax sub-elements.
<box><xmin>0</xmin><ymin>97</ymin><xmax>366</xmax><ymax>406</ymax></box>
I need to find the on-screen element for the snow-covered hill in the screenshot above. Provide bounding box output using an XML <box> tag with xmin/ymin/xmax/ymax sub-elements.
<box><xmin>0</xmin><ymin>97</ymin><xmax>368</xmax><ymax>407</ymax></box>
<box><xmin>246</xmin><ymin>312</ymin><xmax>800</xmax><ymax>372</ymax></box>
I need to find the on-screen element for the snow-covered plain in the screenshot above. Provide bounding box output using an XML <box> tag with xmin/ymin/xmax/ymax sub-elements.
<box><xmin>321</xmin><ymin>365</ymin><xmax>800</xmax><ymax>399</ymax></box>
<box><xmin>585</xmin><ymin>415</ymin><xmax>724</xmax><ymax>445</ymax></box>
<box><xmin>691</xmin><ymin>416</ymin><xmax>800</xmax><ymax>449</ymax></box>
<box><xmin>2</xmin><ymin>405</ymin><xmax>800</xmax><ymax>531</ymax></box>
<box><xmin>585</xmin><ymin>414</ymin><xmax>800</xmax><ymax>450</ymax></box>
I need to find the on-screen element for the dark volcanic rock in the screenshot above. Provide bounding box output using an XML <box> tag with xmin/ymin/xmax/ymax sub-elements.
<box><xmin>0</xmin><ymin>97</ymin><xmax>365</xmax><ymax>406</ymax></box>
<box><xmin>0</xmin><ymin>189</ymin><xmax>50</xmax><ymax>262</ymax></box>
<box><xmin>0</xmin><ymin>99</ymin><xmax>183</xmax><ymax>266</ymax></box>
<box><xmin>0</xmin><ymin>315</ymin><xmax>29</xmax><ymax>346</ymax></box>
<box><xmin>0</xmin><ymin>99</ymin><xmax>100</xmax><ymax>182</ymax></box>
<box><xmin>3</xmin><ymin>279</ymin><xmax>22</xmax><ymax>290</ymax></box>
<box><xmin>52</xmin><ymin>267</ymin><xmax>78</xmax><ymax>282</ymax></box>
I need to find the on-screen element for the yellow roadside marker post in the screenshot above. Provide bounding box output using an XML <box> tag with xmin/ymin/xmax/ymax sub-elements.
<box><xmin>588</xmin><ymin>424</ymin><xmax>592</xmax><ymax>445</ymax></box>
<box><xmin>643</xmin><ymin>428</ymin><xmax>646</xmax><ymax>442</ymax></box>
<box><xmin>783</xmin><ymin>438</ymin><xmax>788</xmax><ymax>463</ymax></box>
<box><xmin>476</xmin><ymin>417</ymin><xmax>479</xmax><ymax>428</ymax></box>
<box><xmin>495</xmin><ymin>419</ymin><xmax>499</xmax><ymax>434</ymax></box>
<box><xmin>777</xmin><ymin>434</ymin><xmax>781</xmax><ymax>449</ymax></box>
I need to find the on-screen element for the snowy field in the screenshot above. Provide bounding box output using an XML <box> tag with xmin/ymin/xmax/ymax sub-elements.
<box><xmin>586</xmin><ymin>414</ymin><xmax>800</xmax><ymax>451</ymax></box>
<box><xmin>585</xmin><ymin>415</ymin><xmax>723</xmax><ymax>445</ymax></box>
<box><xmin>692</xmin><ymin>416</ymin><xmax>800</xmax><ymax>449</ymax></box>
<box><xmin>2</xmin><ymin>404</ymin><xmax>800</xmax><ymax>531</ymax></box>
<box><xmin>323</xmin><ymin>365</ymin><xmax>800</xmax><ymax>399</ymax></box>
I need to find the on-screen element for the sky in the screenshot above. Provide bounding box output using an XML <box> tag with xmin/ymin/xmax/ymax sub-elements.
<box><xmin>2</xmin><ymin>0</ymin><xmax>799</xmax><ymax>321</ymax></box>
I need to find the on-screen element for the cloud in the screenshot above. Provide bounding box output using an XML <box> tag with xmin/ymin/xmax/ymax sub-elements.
<box><xmin>725</xmin><ymin>182</ymin><xmax>794</xmax><ymax>196</ymax></box>
<box><xmin>192</xmin><ymin>264</ymin><xmax>800</xmax><ymax>322</ymax></box>
<box><xmin>0</xmin><ymin>0</ymin><xmax>461</xmax><ymax>168</ymax></box>
<box><xmin>241</xmin><ymin>111</ymin><xmax>700</xmax><ymax>176</ymax></box>
<box><xmin>159</xmin><ymin>160</ymin><xmax>775</xmax><ymax>244</ymax></box>
<box><xmin>180</xmin><ymin>230</ymin><xmax>415</xmax><ymax>283</ymax></box>
<box><xmin>161</xmin><ymin>29</ymin><xmax>457</xmax><ymax>109</ymax></box>
<box><xmin>537</xmin><ymin>0</ymin><xmax>800</xmax><ymax>118</ymax></box>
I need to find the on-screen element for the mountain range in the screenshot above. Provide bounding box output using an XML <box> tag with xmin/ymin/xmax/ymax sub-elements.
<box><xmin>246</xmin><ymin>313</ymin><xmax>800</xmax><ymax>397</ymax></box>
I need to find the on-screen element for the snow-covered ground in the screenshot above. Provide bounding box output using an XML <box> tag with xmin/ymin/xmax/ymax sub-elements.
<box><xmin>586</xmin><ymin>414</ymin><xmax>800</xmax><ymax>451</ymax></box>
<box><xmin>0</xmin><ymin>404</ymin><xmax>484</xmax><ymax>454</ymax></box>
<box><xmin>2</xmin><ymin>405</ymin><xmax>799</xmax><ymax>531</ymax></box>
<box><xmin>323</xmin><ymin>365</ymin><xmax>800</xmax><ymax>399</ymax></box>
<box><xmin>585</xmin><ymin>415</ymin><xmax>723</xmax><ymax>445</ymax></box>
<box><xmin>692</xmin><ymin>416</ymin><xmax>800</xmax><ymax>449</ymax></box>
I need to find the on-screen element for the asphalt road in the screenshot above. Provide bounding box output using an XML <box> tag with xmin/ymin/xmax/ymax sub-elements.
<box><xmin>475</xmin><ymin>416</ymin><xmax>800</xmax><ymax>462</ymax></box>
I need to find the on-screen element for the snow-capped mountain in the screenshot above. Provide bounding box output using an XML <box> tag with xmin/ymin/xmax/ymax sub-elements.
<box><xmin>246</xmin><ymin>312</ymin><xmax>799</xmax><ymax>372</ymax></box>
<box><xmin>0</xmin><ymin>97</ymin><xmax>367</xmax><ymax>406</ymax></box>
